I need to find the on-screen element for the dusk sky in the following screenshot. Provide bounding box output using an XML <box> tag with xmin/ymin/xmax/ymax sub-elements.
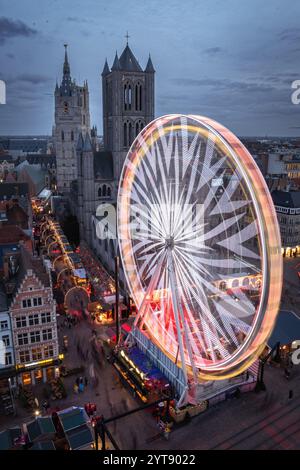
<box><xmin>1</xmin><ymin>0</ymin><xmax>300</xmax><ymax>136</ymax></box>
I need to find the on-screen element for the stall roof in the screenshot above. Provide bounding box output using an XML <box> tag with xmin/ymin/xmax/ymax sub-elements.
<box><xmin>268</xmin><ymin>310</ymin><xmax>300</xmax><ymax>347</ymax></box>
<box><xmin>0</xmin><ymin>427</ymin><xmax>22</xmax><ymax>450</ymax></box>
<box><xmin>58</xmin><ymin>407</ymin><xmax>88</xmax><ymax>432</ymax></box>
<box><xmin>66</xmin><ymin>424</ymin><xmax>93</xmax><ymax>450</ymax></box>
<box><xmin>125</xmin><ymin>346</ymin><xmax>169</xmax><ymax>383</ymax></box>
<box><xmin>26</xmin><ymin>416</ymin><xmax>55</xmax><ymax>442</ymax></box>
<box><xmin>30</xmin><ymin>440</ymin><xmax>55</xmax><ymax>450</ymax></box>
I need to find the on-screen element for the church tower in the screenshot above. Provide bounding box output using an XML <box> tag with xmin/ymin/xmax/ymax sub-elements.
<box><xmin>54</xmin><ymin>45</ymin><xmax>90</xmax><ymax>193</ymax></box>
<box><xmin>102</xmin><ymin>39</ymin><xmax>155</xmax><ymax>180</ymax></box>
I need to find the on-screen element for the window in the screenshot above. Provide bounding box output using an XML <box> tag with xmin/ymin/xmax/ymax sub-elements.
<box><xmin>16</xmin><ymin>316</ymin><xmax>27</xmax><ymax>328</ymax></box>
<box><xmin>29</xmin><ymin>314</ymin><xmax>39</xmax><ymax>326</ymax></box>
<box><xmin>124</xmin><ymin>82</ymin><xmax>132</xmax><ymax>111</ymax></box>
<box><xmin>41</xmin><ymin>312</ymin><xmax>51</xmax><ymax>324</ymax></box>
<box><xmin>71</xmin><ymin>130</ymin><xmax>74</xmax><ymax>141</ymax></box>
<box><xmin>42</xmin><ymin>329</ymin><xmax>52</xmax><ymax>341</ymax></box>
<box><xmin>64</xmin><ymin>101</ymin><xmax>68</xmax><ymax>113</ymax></box>
<box><xmin>0</xmin><ymin>320</ymin><xmax>8</xmax><ymax>330</ymax></box>
<box><xmin>44</xmin><ymin>345</ymin><xmax>54</xmax><ymax>358</ymax></box>
<box><xmin>32</xmin><ymin>348</ymin><xmax>42</xmax><ymax>361</ymax></box>
<box><xmin>33</xmin><ymin>297</ymin><xmax>42</xmax><ymax>307</ymax></box>
<box><xmin>30</xmin><ymin>331</ymin><xmax>41</xmax><ymax>344</ymax></box>
<box><xmin>22</xmin><ymin>299</ymin><xmax>31</xmax><ymax>308</ymax></box>
<box><xmin>135</xmin><ymin>83</ymin><xmax>142</xmax><ymax>111</ymax></box>
<box><xmin>19</xmin><ymin>350</ymin><xmax>30</xmax><ymax>363</ymax></box>
<box><xmin>107</xmin><ymin>187</ymin><xmax>111</xmax><ymax>198</ymax></box>
<box><xmin>135</xmin><ymin>119</ymin><xmax>144</xmax><ymax>137</ymax></box>
<box><xmin>98</xmin><ymin>187</ymin><xmax>102</xmax><ymax>198</ymax></box>
<box><xmin>123</xmin><ymin>120</ymin><xmax>133</xmax><ymax>148</ymax></box>
<box><xmin>103</xmin><ymin>184</ymin><xmax>107</xmax><ymax>197</ymax></box>
<box><xmin>18</xmin><ymin>332</ymin><xmax>28</xmax><ymax>346</ymax></box>
<box><xmin>61</xmin><ymin>130</ymin><xmax>64</xmax><ymax>141</ymax></box>
<box><xmin>5</xmin><ymin>352</ymin><xmax>12</xmax><ymax>366</ymax></box>
<box><xmin>2</xmin><ymin>335</ymin><xmax>10</xmax><ymax>347</ymax></box>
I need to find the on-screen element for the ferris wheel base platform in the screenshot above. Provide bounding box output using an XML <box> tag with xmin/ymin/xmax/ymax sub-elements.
<box><xmin>130</xmin><ymin>328</ymin><xmax>259</xmax><ymax>407</ymax></box>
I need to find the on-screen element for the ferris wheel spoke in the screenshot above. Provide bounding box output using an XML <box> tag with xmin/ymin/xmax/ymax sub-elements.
<box><xmin>204</xmin><ymin>211</ymin><xmax>245</xmax><ymax>242</ymax></box>
<box><xmin>174</xmin><ymin>257</ymin><xmax>232</xmax><ymax>357</ymax></box>
<box><xmin>217</xmin><ymin>220</ymin><xmax>259</xmax><ymax>259</ymax></box>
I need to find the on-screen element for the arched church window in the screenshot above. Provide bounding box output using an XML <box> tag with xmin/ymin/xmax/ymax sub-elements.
<box><xmin>107</xmin><ymin>187</ymin><xmax>111</xmax><ymax>198</ymax></box>
<box><xmin>103</xmin><ymin>184</ymin><xmax>107</xmax><ymax>197</ymax></box>
<box><xmin>135</xmin><ymin>83</ymin><xmax>142</xmax><ymax>111</ymax></box>
<box><xmin>98</xmin><ymin>187</ymin><xmax>102</xmax><ymax>198</ymax></box>
<box><xmin>123</xmin><ymin>122</ymin><xmax>127</xmax><ymax>147</ymax></box>
<box><xmin>135</xmin><ymin>120</ymin><xmax>144</xmax><ymax>137</ymax></box>
<box><xmin>124</xmin><ymin>120</ymin><xmax>133</xmax><ymax>147</ymax></box>
<box><xmin>64</xmin><ymin>102</ymin><xmax>68</xmax><ymax>113</ymax></box>
<box><xmin>61</xmin><ymin>130</ymin><xmax>64</xmax><ymax>141</ymax></box>
<box><xmin>124</xmin><ymin>82</ymin><xmax>132</xmax><ymax>111</ymax></box>
<box><xmin>128</xmin><ymin>122</ymin><xmax>132</xmax><ymax>146</ymax></box>
<box><xmin>71</xmin><ymin>130</ymin><xmax>74</xmax><ymax>141</ymax></box>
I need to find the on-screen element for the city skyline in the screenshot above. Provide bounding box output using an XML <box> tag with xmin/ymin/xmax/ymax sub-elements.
<box><xmin>0</xmin><ymin>0</ymin><xmax>300</xmax><ymax>136</ymax></box>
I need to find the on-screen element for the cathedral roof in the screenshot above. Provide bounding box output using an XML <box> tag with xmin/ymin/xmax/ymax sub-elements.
<box><xmin>83</xmin><ymin>133</ymin><xmax>93</xmax><ymax>152</ymax></box>
<box><xmin>145</xmin><ymin>54</ymin><xmax>155</xmax><ymax>73</ymax></box>
<box><xmin>76</xmin><ymin>133</ymin><xmax>84</xmax><ymax>151</ymax></box>
<box><xmin>102</xmin><ymin>59</ymin><xmax>110</xmax><ymax>76</ymax></box>
<box><xmin>94</xmin><ymin>151</ymin><xmax>113</xmax><ymax>180</ymax></box>
<box><xmin>111</xmin><ymin>52</ymin><xmax>121</xmax><ymax>71</ymax></box>
<box><xmin>119</xmin><ymin>45</ymin><xmax>142</xmax><ymax>72</ymax></box>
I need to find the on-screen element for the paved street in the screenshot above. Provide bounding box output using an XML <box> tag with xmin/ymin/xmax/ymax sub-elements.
<box><xmin>144</xmin><ymin>364</ymin><xmax>300</xmax><ymax>450</ymax></box>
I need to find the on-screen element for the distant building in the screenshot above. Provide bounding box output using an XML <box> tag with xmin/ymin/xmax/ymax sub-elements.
<box><xmin>0</xmin><ymin>137</ymin><xmax>49</xmax><ymax>159</ymax></box>
<box><xmin>15</xmin><ymin>161</ymin><xmax>48</xmax><ymax>197</ymax></box>
<box><xmin>0</xmin><ymin>155</ymin><xmax>14</xmax><ymax>182</ymax></box>
<box><xmin>272</xmin><ymin>189</ymin><xmax>300</xmax><ymax>256</ymax></box>
<box><xmin>0</xmin><ymin>286</ymin><xmax>15</xmax><ymax>375</ymax></box>
<box><xmin>54</xmin><ymin>45</ymin><xmax>91</xmax><ymax>193</ymax></box>
<box><xmin>0</xmin><ymin>225</ymin><xmax>32</xmax><ymax>275</ymax></box>
<box><xmin>7</xmin><ymin>247</ymin><xmax>60</xmax><ymax>386</ymax></box>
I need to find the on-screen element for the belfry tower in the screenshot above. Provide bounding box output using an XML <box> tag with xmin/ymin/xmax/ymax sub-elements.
<box><xmin>54</xmin><ymin>45</ymin><xmax>90</xmax><ymax>193</ymax></box>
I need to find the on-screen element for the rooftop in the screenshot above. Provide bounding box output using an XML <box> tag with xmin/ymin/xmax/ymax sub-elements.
<box><xmin>0</xmin><ymin>182</ymin><xmax>29</xmax><ymax>200</ymax></box>
<box><xmin>25</xmin><ymin>416</ymin><xmax>56</xmax><ymax>442</ymax></box>
<box><xmin>272</xmin><ymin>190</ymin><xmax>300</xmax><ymax>208</ymax></box>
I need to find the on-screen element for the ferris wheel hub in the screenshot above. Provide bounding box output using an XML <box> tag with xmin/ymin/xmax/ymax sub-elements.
<box><xmin>165</xmin><ymin>236</ymin><xmax>175</xmax><ymax>250</ymax></box>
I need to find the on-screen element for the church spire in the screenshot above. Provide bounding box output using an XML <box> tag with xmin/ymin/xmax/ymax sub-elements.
<box><xmin>111</xmin><ymin>51</ymin><xmax>121</xmax><ymax>71</ymax></box>
<box><xmin>63</xmin><ymin>44</ymin><xmax>70</xmax><ymax>75</ymax></box>
<box><xmin>145</xmin><ymin>54</ymin><xmax>155</xmax><ymax>73</ymax></box>
<box><xmin>60</xmin><ymin>44</ymin><xmax>72</xmax><ymax>96</ymax></box>
<box><xmin>102</xmin><ymin>58</ymin><xmax>110</xmax><ymax>76</ymax></box>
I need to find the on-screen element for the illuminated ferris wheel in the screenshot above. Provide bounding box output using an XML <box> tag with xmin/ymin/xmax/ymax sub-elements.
<box><xmin>117</xmin><ymin>114</ymin><xmax>282</xmax><ymax>383</ymax></box>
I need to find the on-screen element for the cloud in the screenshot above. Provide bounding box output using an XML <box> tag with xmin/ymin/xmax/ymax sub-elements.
<box><xmin>278</xmin><ymin>28</ymin><xmax>300</xmax><ymax>42</ymax></box>
<box><xmin>0</xmin><ymin>17</ymin><xmax>37</xmax><ymax>45</ymax></box>
<box><xmin>67</xmin><ymin>16</ymin><xmax>94</xmax><ymax>24</ymax></box>
<box><xmin>170</xmin><ymin>77</ymin><xmax>275</xmax><ymax>94</ymax></box>
<box><xmin>16</xmin><ymin>74</ymin><xmax>52</xmax><ymax>85</ymax></box>
<box><xmin>203</xmin><ymin>46</ymin><xmax>223</xmax><ymax>55</ymax></box>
